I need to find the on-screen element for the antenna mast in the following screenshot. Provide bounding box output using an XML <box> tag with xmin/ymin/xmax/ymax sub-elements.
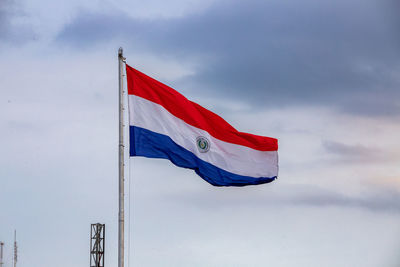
<box><xmin>13</xmin><ymin>230</ymin><xmax>17</xmax><ymax>267</ymax></box>
<box><xmin>0</xmin><ymin>241</ymin><xmax>4</xmax><ymax>267</ymax></box>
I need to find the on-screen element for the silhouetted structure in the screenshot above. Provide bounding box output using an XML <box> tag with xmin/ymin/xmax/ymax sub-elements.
<box><xmin>90</xmin><ymin>223</ymin><xmax>105</xmax><ymax>267</ymax></box>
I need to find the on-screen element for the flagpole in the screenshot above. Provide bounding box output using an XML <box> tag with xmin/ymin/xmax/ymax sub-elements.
<box><xmin>118</xmin><ymin>47</ymin><xmax>126</xmax><ymax>267</ymax></box>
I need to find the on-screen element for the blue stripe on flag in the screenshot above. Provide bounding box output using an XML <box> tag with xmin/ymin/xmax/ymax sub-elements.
<box><xmin>130</xmin><ymin>126</ymin><xmax>276</xmax><ymax>186</ymax></box>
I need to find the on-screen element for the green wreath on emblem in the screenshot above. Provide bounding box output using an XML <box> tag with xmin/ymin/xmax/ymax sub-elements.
<box><xmin>196</xmin><ymin>136</ymin><xmax>210</xmax><ymax>153</ymax></box>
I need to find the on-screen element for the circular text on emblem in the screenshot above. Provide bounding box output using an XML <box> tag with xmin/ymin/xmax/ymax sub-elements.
<box><xmin>196</xmin><ymin>136</ymin><xmax>210</xmax><ymax>153</ymax></box>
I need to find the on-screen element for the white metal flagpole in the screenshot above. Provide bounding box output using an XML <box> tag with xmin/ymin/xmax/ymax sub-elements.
<box><xmin>118</xmin><ymin>47</ymin><xmax>126</xmax><ymax>267</ymax></box>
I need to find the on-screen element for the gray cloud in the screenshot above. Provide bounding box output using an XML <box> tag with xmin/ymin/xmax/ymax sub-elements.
<box><xmin>56</xmin><ymin>0</ymin><xmax>400</xmax><ymax>116</ymax></box>
<box><xmin>0</xmin><ymin>0</ymin><xmax>35</xmax><ymax>43</ymax></box>
<box><xmin>322</xmin><ymin>140</ymin><xmax>386</xmax><ymax>162</ymax></box>
<box><xmin>323</xmin><ymin>141</ymin><xmax>376</xmax><ymax>155</ymax></box>
<box><xmin>161</xmin><ymin>183</ymin><xmax>400</xmax><ymax>214</ymax></box>
<box><xmin>0</xmin><ymin>0</ymin><xmax>12</xmax><ymax>38</ymax></box>
<box><xmin>289</xmin><ymin>185</ymin><xmax>400</xmax><ymax>213</ymax></box>
<box><xmin>321</xmin><ymin>140</ymin><xmax>396</xmax><ymax>166</ymax></box>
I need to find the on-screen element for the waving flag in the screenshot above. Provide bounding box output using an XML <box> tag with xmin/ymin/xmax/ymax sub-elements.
<box><xmin>126</xmin><ymin>65</ymin><xmax>278</xmax><ymax>186</ymax></box>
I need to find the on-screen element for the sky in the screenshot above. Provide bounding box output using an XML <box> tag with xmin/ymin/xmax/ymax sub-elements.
<box><xmin>0</xmin><ymin>0</ymin><xmax>400</xmax><ymax>266</ymax></box>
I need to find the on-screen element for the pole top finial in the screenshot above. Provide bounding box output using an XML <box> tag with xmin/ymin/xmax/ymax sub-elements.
<box><xmin>118</xmin><ymin>47</ymin><xmax>126</xmax><ymax>61</ymax></box>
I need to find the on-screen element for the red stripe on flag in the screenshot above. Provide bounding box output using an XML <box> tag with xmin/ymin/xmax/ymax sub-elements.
<box><xmin>126</xmin><ymin>65</ymin><xmax>278</xmax><ymax>151</ymax></box>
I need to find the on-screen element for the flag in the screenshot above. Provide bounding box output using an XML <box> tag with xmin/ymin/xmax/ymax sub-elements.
<box><xmin>126</xmin><ymin>64</ymin><xmax>278</xmax><ymax>186</ymax></box>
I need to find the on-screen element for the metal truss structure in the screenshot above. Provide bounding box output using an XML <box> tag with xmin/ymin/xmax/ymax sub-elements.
<box><xmin>90</xmin><ymin>223</ymin><xmax>105</xmax><ymax>267</ymax></box>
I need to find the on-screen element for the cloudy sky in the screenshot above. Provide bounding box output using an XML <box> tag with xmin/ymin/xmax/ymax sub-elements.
<box><xmin>1</xmin><ymin>0</ymin><xmax>400</xmax><ymax>266</ymax></box>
